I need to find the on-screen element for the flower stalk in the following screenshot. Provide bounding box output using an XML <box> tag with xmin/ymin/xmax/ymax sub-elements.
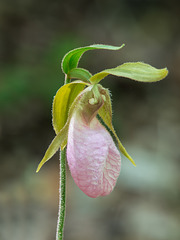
<box><xmin>56</xmin><ymin>148</ymin><xmax>66</xmax><ymax>240</ymax></box>
<box><xmin>56</xmin><ymin>74</ymin><xmax>70</xmax><ymax>240</ymax></box>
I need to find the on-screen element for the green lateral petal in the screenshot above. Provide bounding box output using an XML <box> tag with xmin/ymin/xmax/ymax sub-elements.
<box><xmin>37</xmin><ymin>85</ymin><xmax>95</xmax><ymax>172</ymax></box>
<box><xmin>53</xmin><ymin>81</ymin><xmax>89</xmax><ymax>135</ymax></box>
<box><xmin>98</xmin><ymin>88</ymin><xmax>136</xmax><ymax>166</ymax></box>
<box><xmin>68</xmin><ymin>68</ymin><xmax>92</xmax><ymax>82</ymax></box>
<box><xmin>62</xmin><ymin>44</ymin><xmax>125</xmax><ymax>74</ymax></box>
<box><xmin>90</xmin><ymin>62</ymin><xmax>168</xmax><ymax>84</ymax></box>
<box><xmin>36</xmin><ymin>126</ymin><xmax>68</xmax><ymax>173</ymax></box>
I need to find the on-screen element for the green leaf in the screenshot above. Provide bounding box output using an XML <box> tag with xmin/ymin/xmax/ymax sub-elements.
<box><xmin>53</xmin><ymin>80</ymin><xmax>89</xmax><ymax>135</ymax></box>
<box><xmin>90</xmin><ymin>62</ymin><xmax>168</xmax><ymax>84</ymax></box>
<box><xmin>98</xmin><ymin>88</ymin><xmax>136</xmax><ymax>166</ymax></box>
<box><xmin>61</xmin><ymin>44</ymin><xmax>125</xmax><ymax>74</ymax></box>
<box><xmin>68</xmin><ymin>68</ymin><xmax>92</xmax><ymax>82</ymax></box>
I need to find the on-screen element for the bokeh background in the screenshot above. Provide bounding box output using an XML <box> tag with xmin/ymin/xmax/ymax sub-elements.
<box><xmin>0</xmin><ymin>0</ymin><xmax>180</xmax><ymax>240</ymax></box>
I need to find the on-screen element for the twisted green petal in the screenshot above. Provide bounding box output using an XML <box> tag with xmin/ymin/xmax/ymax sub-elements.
<box><xmin>98</xmin><ymin>88</ymin><xmax>136</xmax><ymax>166</ymax></box>
<box><xmin>90</xmin><ymin>62</ymin><xmax>168</xmax><ymax>84</ymax></box>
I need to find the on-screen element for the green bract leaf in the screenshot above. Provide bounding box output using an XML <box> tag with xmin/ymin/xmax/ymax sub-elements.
<box><xmin>90</xmin><ymin>62</ymin><xmax>168</xmax><ymax>84</ymax></box>
<box><xmin>68</xmin><ymin>68</ymin><xmax>92</xmax><ymax>82</ymax></box>
<box><xmin>98</xmin><ymin>88</ymin><xmax>136</xmax><ymax>166</ymax></box>
<box><xmin>53</xmin><ymin>81</ymin><xmax>89</xmax><ymax>135</ymax></box>
<box><xmin>62</xmin><ymin>44</ymin><xmax>125</xmax><ymax>74</ymax></box>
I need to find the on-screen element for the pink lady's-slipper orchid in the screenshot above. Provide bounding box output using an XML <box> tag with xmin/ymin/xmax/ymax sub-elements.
<box><xmin>67</xmin><ymin>112</ymin><xmax>121</xmax><ymax>198</ymax></box>
<box><xmin>36</xmin><ymin>44</ymin><xmax>168</xmax><ymax>199</ymax></box>
<box><xmin>67</xmin><ymin>85</ymin><xmax>121</xmax><ymax>198</ymax></box>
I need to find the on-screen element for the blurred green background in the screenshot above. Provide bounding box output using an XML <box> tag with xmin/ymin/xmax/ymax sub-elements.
<box><xmin>0</xmin><ymin>0</ymin><xmax>180</xmax><ymax>240</ymax></box>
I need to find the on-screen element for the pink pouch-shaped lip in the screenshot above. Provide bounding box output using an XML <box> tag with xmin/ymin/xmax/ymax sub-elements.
<box><xmin>67</xmin><ymin>111</ymin><xmax>121</xmax><ymax>198</ymax></box>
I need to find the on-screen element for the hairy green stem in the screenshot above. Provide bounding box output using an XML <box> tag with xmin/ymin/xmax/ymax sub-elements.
<box><xmin>56</xmin><ymin>148</ymin><xmax>66</xmax><ymax>240</ymax></box>
<box><xmin>56</xmin><ymin>75</ymin><xmax>70</xmax><ymax>240</ymax></box>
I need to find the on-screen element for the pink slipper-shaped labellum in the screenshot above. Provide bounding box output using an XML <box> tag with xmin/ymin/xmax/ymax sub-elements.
<box><xmin>67</xmin><ymin>111</ymin><xmax>121</xmax><ymax>198</ymax></box>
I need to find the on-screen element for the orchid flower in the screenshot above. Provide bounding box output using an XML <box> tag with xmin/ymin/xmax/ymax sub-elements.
<box><xmin>67</xmin><ymin>84</ymin><xmax>122</xmax><ymax>198</ymax></box>
<box><xmin>36</xmin><ymin>44</ymin><xmax>168</xmax><ymax>239</ymax></box>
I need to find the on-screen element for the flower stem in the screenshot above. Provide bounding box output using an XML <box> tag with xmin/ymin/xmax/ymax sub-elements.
<box><xmin>56</xmin><ymin>75</ymin><xmax>71</xmax><ymax>240</ymax></box>
<box><xmin>56</xmin><ymin>75</ymin><xmax>70</xmax><ymax>240</ymax></box>
<box><xmin>65</xmin><ymin>74</ymin><xmax>71</xmax><ymax>84</ymax></box>
<box><xmin>56</xmin><ymin>148</ymin><xmax>66</xmax><ymax>240</ymax></box>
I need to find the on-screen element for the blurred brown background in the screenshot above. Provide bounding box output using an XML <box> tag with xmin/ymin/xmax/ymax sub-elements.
<box><xmin>0</xmin><ymin>0</ymin><xmax>180</xmax><ymax>240</ymax></box>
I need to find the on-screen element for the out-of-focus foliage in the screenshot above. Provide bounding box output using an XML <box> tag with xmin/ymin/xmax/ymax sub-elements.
<box><xmin>0</xmin><ymin>38</ymin><xmax>82</xmax><ymax>111</ymax></box>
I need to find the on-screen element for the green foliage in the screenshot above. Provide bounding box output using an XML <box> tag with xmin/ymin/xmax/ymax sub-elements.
<box><xmin>98</xmin><ymin>88</ymin><xmax>136</xmax><ymax>166</ymax></box>
<box><xmin>0</xmin><ymin>68</ymin><xmax>31</xmax><ymax>111</ymax></box>
<box><xmin>0</xmin><ymin>37</ymin><xmax>83</xmax><ymax>113</ymax></box>
<box><xmin>68</xmin><ymin>68</ymin><xmax>92</xmax><ymax>82</ymax></box>
<box><xmin>90</xmin><ymin>62</ymin><xmax>168</xmax><ymax>84</ymax></box>
<box><xmin>37</xmin><ymin>43</ymin><xmax>168</xmax><ymax>170</ymax></box>
<box><xmin>61</xmin><ymin>44</ymin><xmax>125</xmax><ymax>74</ymax></box>
<box><xmin>37</xmin><ymin>85</ymin><xmax>93</xmax><ymax>172</ymax></box>
<box><xmin>52</xmin><ymin>81</ymin><xmax>88</xmax><ymax>134</ymax></box>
